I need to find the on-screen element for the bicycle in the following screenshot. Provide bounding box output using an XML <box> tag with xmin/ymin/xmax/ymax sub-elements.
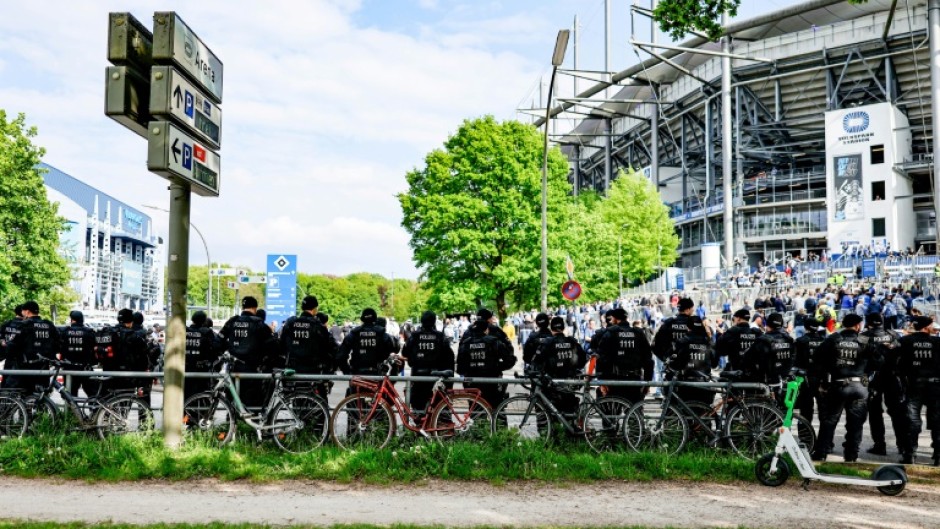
<box><xmin>25</xmin><ymin>356</ymin><xmax>154</xmax><ymax>439</ymax></box>
<box><xmin>0</xmin><ymin>390</ymin><xmax>30</xmax><ymax>439</ymax></box>
<box><xmin>622</xmin><ymin>367</ymin><xmax>784</xmax><ymax>459</ymax></box>
<box><xmin>182</xmin><ymin>352</ymin><xmax>330</xmax><ymax>453</ymax></box>
<box><xmin>491</xmin><ymin>371</ymin><xmax>633</xmax><ymax>453</ymax></box>
<box><xmin>330</xmin><ymin>355</ymin><xmax>493</xmax><ymax>449</ymax></box>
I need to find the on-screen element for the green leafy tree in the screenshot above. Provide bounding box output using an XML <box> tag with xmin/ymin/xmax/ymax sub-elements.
<box><xmin>0</xmin><ymin>111</ymin><xmax>72</xmax><ymax>320</ymax></box>
<box><xmin>399</xmin><ymin>116</ymin><xmax>573</xmax><ymax>319</ymax></box>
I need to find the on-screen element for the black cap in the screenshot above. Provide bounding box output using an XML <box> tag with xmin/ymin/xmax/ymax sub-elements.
<box><xmin>256</xmin><ymin>309</ymin><xmax>267</xmax><ymax>322</ymax></box>
<box><xmin>316</xmin><ymin>312</ymin><xmax>329</xmax><ymax>325</ymax></box>
<box><xmin>69</xmin><ymin>310</ymin><xmax>84</xmax><ymax>324</ymax></box>
<box><xmin>733</xmin><ymin>309</ymin><xmax>750</xmax><ymax>320</ymax></box>
<box><xmin>842</xmin><ymin>314</ymin><xmax>863</xmax><ymax>329</ymax></box>
<box><xmin>361</xmin><ymin>308</ymin><xmax>378</xmax><ymax>323</ymax></box>
<box><xmin>866</xmin><ymin>313</ymin><xmax>883</xmax><ymax>326</ymax></box>
<box><xmin>912</xmin><ymin>316</ymin><xmax>933</xmax><ymax>331</ymax></box>
<box><xmin>301</xmin><ymin>295</ymin><xmax>319</xmax><ymax>311</ymax></box>
<box><xmin>535</xmin><ymin>313</ymin><xmax>550</xmax><ymax>328</ymax></box>
<box><xmin>678</xmin><ymin>298</ymin><xmax>695</xmax><ymax>311</ymax></box>
<box><xmin>192</xmin><ymin>311</ymin><xmax>208</xmax><ymax>327</ymax></box>
<box><xmin>13</xmin><ymin>305</ymin><xmax>23</xmax><ymax>317</ymax></box>
<box><xmin>477</xmin><ymin>308</ymin><xmax>494</xmax><ymax>321</ymax></box>
<box><xmin>242</xmin><ymin>296</ymin><xmax>259</xmax><ymax>309</ymax></box>
<box><xmin>21</xmin><ymin>301</ymin><xmax>40</xmax><ymax>314</ymax></box>
<box><xmin>688</xmin><ymin>315</ymin><xmax>706</xmax><ymax>334</ymax></box>
<box><xmin>549</xmin><ymin>316</ymin><xmax>565</xmax><ymax>331</ymax></box>
<box><xmin>133</xmin><ymin>311</ymin><xmax>144</xmax><ymax>326</ymax></box>
<box><xmin>117</xmin><ymin>308</ymin><xmax>134</xmax><ymax>324</ymax></box>
<box><xmin>609</xmin><ymin>308</ymin><xmax>627</xmax><ymax>321</ymax></box>
<box><xmin>421</xmin><ymin>310</ymin><xmax>436</xmax><ymax>329</ymax></box>
<box><xmin>205</xmin><ymin>318</ymin><xmax>213</xmax><ymax>328</ymax></box>
<box><xmin>803</xmin><ymin>317</ymin><xmax>820</xmax><ymax>330</ymax></box>
<box><xmin>766</xmin><ymin>312</ymin><xmax>785</xmax><ymax>328</ymax></box>
<box><xmin>472</xmin><ymin>318</ymin><xmax>488</xmax><ymax>332</ymax></box>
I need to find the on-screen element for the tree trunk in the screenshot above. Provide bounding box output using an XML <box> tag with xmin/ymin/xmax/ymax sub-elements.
<box><xmin>496</xmin><ymin>290</ymin><xmax>507</xmax><ymax>321</ymax></box>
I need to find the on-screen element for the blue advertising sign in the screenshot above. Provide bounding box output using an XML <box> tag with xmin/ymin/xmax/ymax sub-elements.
<box><xmin>861</xmin><ymin>259</ymin><xmax>877</xmax><ymax>279</ymax></box>
<box><xmin>265</xmin><ymin>254</ymin><xmax>297</xmax><ymax>330</ymax></box>
<box><xmin>676</xmin><ymin>275</ymin><xmax>685</xmax><ymax>291</ymax></box>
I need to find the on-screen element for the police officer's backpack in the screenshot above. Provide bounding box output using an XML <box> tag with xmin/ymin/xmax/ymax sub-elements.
<box><xmin>96</xmin><ymin>326</ymin><xmax>132</xmax><ymax>370</ymax></box>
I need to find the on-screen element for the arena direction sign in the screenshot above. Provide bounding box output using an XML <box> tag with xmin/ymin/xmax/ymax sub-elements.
<box><xmin>150</xmin><ymin>65</ymin><xmax>222</xmax><ymax>149</ymax></box>
<box><xmin>147</xmin><ymin>121</ymin><xmax>221</xmax><ymax>197</ymax></box>
<box><xmin>152</xmin><ymin>12</ymin><xmax>223</xmax><ymax>103</ymax></box>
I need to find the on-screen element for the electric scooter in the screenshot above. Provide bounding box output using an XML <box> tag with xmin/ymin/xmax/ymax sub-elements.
<box><xmin>755</xmin><ymin>373</ymin><xmax>907</xmax><ymax>496</ymax></box>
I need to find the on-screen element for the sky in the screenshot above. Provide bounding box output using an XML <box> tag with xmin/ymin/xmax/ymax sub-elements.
<box><xmin>1</xmin><ymin>0</ymin><xmax>792</xmax><ymax>279</ymax></box>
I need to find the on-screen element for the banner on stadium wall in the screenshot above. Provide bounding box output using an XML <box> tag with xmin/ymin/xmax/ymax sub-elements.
<box><xmin>833</xmin><ymin>154</ymin><xmax>863</xmax><ymax>222</ymax></box>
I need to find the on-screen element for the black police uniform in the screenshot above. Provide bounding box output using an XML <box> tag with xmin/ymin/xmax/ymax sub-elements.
<box><xmin>743</xmin><ymin>328</ymin><xmax>795</xmax><ymax>388</ymax></box>
<box><xmin>898</xmin><ymin>331</ymin><xmax>940</xmax><ymax>462</ymax></box>
<box><xmin>594</xmin><ymin>323</ymin><xmax>653</xmax><ymax>404</ymax></box>
<box><xmin>185</xmin><ymin>324</ymin><xmax>224</xmax><ymax>400</ymax></box>
<box><xmin>652</xmin><ymin>313</ymin><xmax>691</xmax><ymax>362</ymax></box>
<box><xmin>220</xmin><ymin>311</ymin><xmax>277</xmax><ymax>407</ymax></box>
<box><xmin>6</xmin><ymin>316</ymin><xmax>59</xmax><ymax>392</ymax></box>
<box><xmin>456</xmin><ymin>327</ymin><xmax>516</xmax><ymax>408</ymax></box>
<box><xmin>531</xmin><ymin>333</ymin><xmax>586</xmax><ymax>414</ymax></box>
<box><xmin>670</xmin><ymin>333</ymin><xmax>718</xmax><ymax>405</ymax></box>
<box><xmin>813</xmin><ymin>328</ymin><xmax>881</xmax><ymax>461</ymax></box>
<box><xmin>279</xmin><ymin>312</ymin><xmax>338</xmax><ymax>398</ymax></box>
<box><xmin>97</xmin><ymin>324</ymin><xmax>148</xmax><ymax>393</ymax></box>
<box><xmin>793</xmin><ymin>328</ymin><xmax>827</xmax><ymax>423</ymax></box>
<box><xmin>60</xmin><ymin>322</ymin><xmax>98</xmax><ymax>396</ymax></box>
<box><xmin>337</xmin><ymin>321</ymin><xmax>396</xmax><ymax>379</ymax></box>
<box><xmin>131</xmin><ymin>321</ymin><xmax>158</xmax><ymax>404</ymax></box>
<box><xmin>863</xmin><ymin>326</ymin><xmax>910</xmax><ymax>456</ymax></box>
<box><xmin>716</xmin><ymin>323</ymin><xmax>763</xmax><ymax>372</ymax></box>
<box><xmin>0</xmin><ymin>317</ymin><xmax>25</xmax><ymax>371</ymax></box>
<box><xmin>402</xmin><ymin>316</ymin><xmax>454</xmax><ymax>414</ymax></box>
<box><xmin>522</xmin><ymin>328</ymin><xmax>554</xmax><ymax>368</ymax></box>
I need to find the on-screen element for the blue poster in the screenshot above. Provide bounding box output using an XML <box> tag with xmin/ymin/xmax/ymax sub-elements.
<box><xmin>861</xmin><ymin>259</ymin><xmax>877</xmax><ymax>279</ymax></box>
<box><xmin>676</xmin><ymin>275</ymin><xmax>685</xmax><ymax>291</ymax></box>
<box><xmin>265</xmin><ymin>254</ymin><xmax>297</xmax><ymax>331</ymax></box>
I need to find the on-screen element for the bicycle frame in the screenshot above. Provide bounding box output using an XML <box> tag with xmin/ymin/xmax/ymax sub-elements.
<box><xmin>656</xmin><ymin>377</ymin><xmax>724</xmax><ymax>442</ymax></box>
<box><xmin>208</xmin><ymin>360</ymin><xmax>302</xmax><ymax>436</ymax></box>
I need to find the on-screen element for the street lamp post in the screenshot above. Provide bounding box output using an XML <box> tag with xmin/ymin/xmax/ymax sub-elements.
<box><xmin>541</xmin><ymin>29</ymin><xmax>570</xmax><ymax>312</ymax></box>
<box><xmin>145</xmin><ymin>205</ymin><xmax>212</xmax><ymax>320</ymax></box>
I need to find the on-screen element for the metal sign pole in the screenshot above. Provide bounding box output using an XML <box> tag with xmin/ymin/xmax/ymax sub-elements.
<box><xmin>164</xmin><ymin>181</ymin><xmax>191</xmax><ymax>448</ymax></box>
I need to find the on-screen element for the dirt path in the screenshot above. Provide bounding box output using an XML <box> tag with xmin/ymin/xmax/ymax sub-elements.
<box><xmin>0</xmin><ymin>477</ymin><xmax>937</xmax><ymax>528</ymax></box>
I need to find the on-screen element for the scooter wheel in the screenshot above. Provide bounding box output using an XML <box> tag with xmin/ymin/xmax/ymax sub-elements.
<box><xmin>872</xmin><ymin>465</ymin><xmax>907</xmax><ymax>496</ymax></box>
<box><xmin>755</xmin><ymin>453</ymin><xmax>790</xmax><ymax>487</ymax></box>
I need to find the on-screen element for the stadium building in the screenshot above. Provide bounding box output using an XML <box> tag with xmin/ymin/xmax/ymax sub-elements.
<box><xmin>540</xmin><ymin>0</ymin><xmax>937</xmax><ymax>274</ymax></box>
<box><xmin>42</xmin><ymin>163</ymin><xmax>164</xmax><ymax>313</ymax></box>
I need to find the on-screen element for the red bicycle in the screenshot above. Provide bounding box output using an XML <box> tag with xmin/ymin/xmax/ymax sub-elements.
<box><xmin>330</xmin><ymin>355</ymin><xmax>493</xmax><ymax>449</ymax></box>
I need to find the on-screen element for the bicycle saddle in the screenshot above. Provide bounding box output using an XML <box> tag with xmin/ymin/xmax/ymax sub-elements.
<box><xmin>718</xmin><ymin>370</ymin><xmax>743</xmax><ymax>380</ymax></box>
<box><xmin>430</xmin><ymin>370</ymin><xmax>454</xmax><ymax>378</ymax></box>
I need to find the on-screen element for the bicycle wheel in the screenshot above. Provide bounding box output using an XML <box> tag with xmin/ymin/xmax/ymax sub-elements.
<box><xmin>330</xmin><ymin>394</ymin><xmax>395</xmax><ymax>450</ymax></box>
<box><xmin>23</xmin><ymin>395</ymin><xmax>57</xmax><ymax>431</ymax></box>
<box><xmin>183</xmin><ymin>392</ymin><xmax>237</xmax><ymax>446</ymax></box>
<box><xmin>724</xmin><ymin>401</ymin><xmax>783</xmax><ymax>460</ymax></box>
<box><xmin>95</xmin><ymin>395</ymin><xmax>154</xmax><ymax>439</ymax></box>
<box><xmin>623</xmin><ymin>400</ymin><xmax>688</xmax><ymax>456</ymax></box>
<box><xmin>271</xmin><ymin>393</ymin><xmax>330</xmax><ymax>453</ymax></box>
<box><xmin>429</xmin><ymin>394</ymin><xmax>493</xmax><ymax>442</ymax></box>
<box><xmin>791</xmin><ymin>412</ymin><xmax>816</xmax><ymax>454</ymax></box>
<box><xmin>0</xmin><ymin>396</ymin><xmax>28</xmax><ymax>439</ymax></box>
<box><xmin>491</xmin><ymin>396</ymin><xmax>552</xmax><ymax>443</ymax></box>
<box><xmin>582</xmin><ymin>396</ymin><xmax>631</xmax><ymax>453</ymax></box>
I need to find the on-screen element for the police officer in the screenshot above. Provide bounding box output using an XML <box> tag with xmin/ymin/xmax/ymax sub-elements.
<box><xmin>376</xmin><ymin>317</ymin><xmax>401</xmax><ymax>354</ymax></box>
<box><xmin>98</xmin><ymin>308</ymin><xmax>149</xmax><ymax>393</ymax></box>
<box><xmin>279</xmin><ymin>296</ymin><xmax>337</xmax><ymax>397</ymax></box>
<box><xmin>793</xmin><ymin>317</ymin><xmax>827</xmax><ymax>424</ymax></box>
<box><xmin>462</xmin><ymin>308</ymin><xmax>513</xmax><ymax>353</ymax></box>
<box><xmin>594</xmin><ymin>308</ymin><xmax>653</xmax><ymax>404</ymax></box>
<box><xmin>60</xmin><ymin>310</ymin><xmax>98</xmax><ymax>396</ymax></box>
<box><xmin>131</xmin><ymin>311</ymin><xmax>158</xmax><ymax>404</ymax></box>
<box><xmin>6</xmin><ymin>301</ymin><xmax>59</xmax><ymax>392</ymax></box>
<box><xmin>669</xmin><ymin>316</ymin><xmax>718</xmax><ymax>405</ymax></box>
<box><xmin>220</xmin><ymin>296</ymin><xmax>277</xmax><ymax>408</ymax></box>
<box><xmin>653</xmin><ymin>297</ymin><xmax>694</xmax><ymax>362</ymax></box>
<box><xmin>457</xmin><ymin>318</ymin><xmax>516</xmax><ymax>408</ymax></box>
<box><xmin>898</xmin><ymin>315</ymin><xmax>940</xmax><ymax>466</ymax></box>
<box><xmin>531</xmin><ymin>316</ymin><xmax>586</xmax><ymax>414</ymax></box>
<box><xmin>185</xmin><ymin>311</ymin><xmax>224</xmax><ymax>400</ymax></box>
<box><xmin>743</xmin><ymin>312</ymin><xmax>795</xmax><ymax>388</ymax></box>
<box><xmin>862</xmin><ymin>313</ymin><xmax>910</xmax><ymax>461</ymax></box>
<box><xmin>812</xmin><ymin>314</ymin><xmax>880</xmax><ymax>462</ymax></box>
<box><xmin>0</xmin><ymin>305</ymin><xmax>25</xmax><ymax>370</ymax></box>
<box><xmin>716</xmin><ymin>309</ymin><xmax>763</xmax><ymax>372</ymax></box>
<box><xmin>522</xmin><ymin>313</ymin><xmax>553</xmax><ymax>369</ymax></box>
<box><xmin>401</xmin><ymin>311</ymin><xmax>454</xmax><ymax>414</ymax></box>
<box><xmin>337</xmin><ymin>308</ymin><xmax>396</xmax><ymax>381</ymax></box>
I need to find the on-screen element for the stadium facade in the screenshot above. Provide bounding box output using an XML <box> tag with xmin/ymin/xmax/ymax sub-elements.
<box><xmin>541</xmin><ymin>0</ymin><xmax>937</xmax><ymax>273</ymax></box>
<box><xmin>42</xmin><ymin>163</ymin><xmax>164</xmax><ymax>312</ymax></box>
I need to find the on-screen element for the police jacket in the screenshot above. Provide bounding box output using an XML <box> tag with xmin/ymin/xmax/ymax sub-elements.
<box><xmin>816</xmin><ymin>329</ymin><xmax>881</xmax><ymax>380</ymax></box>
<box><xmin>402</xmin><ymin>327</ymin><xmax>453</xmax><ymax>374</ymax></box>
<box><xmin>716</xmin><ymin>323</ymin><xmax>763</xmax><ymax>371</ymax></box>
<box><xmin>220</xmin><ymin>311</ymin><xmax>276</xmax><ymax>371</ymax></box>
<box><xmin>279</xmin><ymin>312</ymin><xmax>337</xmax><ymax>372</ymax></box>
<box><xmin>9</xmin><ymin>316</ymin><xmax>60</xmax><ymax>368</ymax></box>
<box><xmin>96</xmin><ymin>325</ymin><xmax>147</xmax><ymax>372</ymax></box>
<box><xmin>61</xmin><ymin>323</ymin><xmax>98</xmax><ymax>367</ymax></box>
<box><xmin>794</xmin><ymin>329</ymin><xmax>827</xmax><ymax>379</ymax></box>
<box><xmin>461</xmin><ymin>322</ymin><xmax>513</xmax><ymax>352</ymax></box>
<box><xmin>652</xmin><ymin>314</ymin><xmax>690</xmax><ymax>361</ymax></box>
<box><xmin>531</xmin><ymin>334</ymin><xmax>586</xmax><ymax>379</ymax></box>
<box><xmin>522</xmin><ymin>328</ymin><xmax>553</xmax><ymax>365</ymax></box>
<box><xmin>898</xmin><ymin>332</ymin><xmax>940</xmax><ymax>380</ymax></box>
<box><xmin>186</xmin><ymin>324</ymin><xmax>223</xmax><ymax>370</ymax></box>
<box><xmin>0</xmin><ymin>318</ymin><xmax>25</xmax><ymax>362</ymax></box>
<box><xmin>671</xmin><ymin>333</ymin><xmax>717</xmax><ymax>379</ymax></box>
<box><xmin>456</xmin><ymin>331</ymin><xmax>516</xmax><ymax>377</ymax></box>
<box><xmin>743</xmin><ymin>328</ymin><xmax>795</xmax><ymax>383</ymax></box>
<box><xmin>595</xmin><ymin>323</ymin><xmax>653</xmax><ymax>379</ymax></box>
<box><xmin>860</xmin><ymin>327</ymin><xmax>901</xmax><ymax>386</ymax></box>
<box><xmin>337</xmin><ymin>323</ymin><xmax>396</xmax><ymax>374</ymax></box>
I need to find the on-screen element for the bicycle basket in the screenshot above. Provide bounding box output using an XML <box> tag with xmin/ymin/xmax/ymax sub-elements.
<box><xmin>350</xmin><ymin>376</ymin><xmax>379</xmax><ymax>392</ymax></box>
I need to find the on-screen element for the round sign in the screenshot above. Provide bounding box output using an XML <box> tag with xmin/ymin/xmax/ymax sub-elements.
<box><xmin>561</xmin><ymin>280</ymin><xmax>582</xmax><ymax>301</ymax></box>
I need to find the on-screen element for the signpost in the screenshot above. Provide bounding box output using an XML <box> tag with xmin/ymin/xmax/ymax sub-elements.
<box><xmin>150</xmin><ymin>66</ymin><xmax>222</xmax><ymax>148</ymax></box>
<box><xmin>265</xmin><ymin>254</ymin><xmax>298</xmax><ymax>329</ymax></box>
<box><xmin>238</xmin><ymin>275</ymin><xmax>266</xmax><ymax>284</ymax></box>
<box><xmin>147</xmin><ymin>121</ymin><xmax>221</xmax><ymax>197</ymax></box>
<box><xmin>561</xmin><ymin>280</ymin><xmax>582</xmax><ymax>301</ymax></box>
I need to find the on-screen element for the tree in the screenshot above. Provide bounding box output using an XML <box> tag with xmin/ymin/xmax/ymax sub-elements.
<box><xmin>399</xmin><ymin>116</ymin><xmax>573</xmax><ymax>319</ymax></box>
<box><xmin>0</xmin><ymin>111</ymin><xmax>72</xmax><ymax>320</ymax></box>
